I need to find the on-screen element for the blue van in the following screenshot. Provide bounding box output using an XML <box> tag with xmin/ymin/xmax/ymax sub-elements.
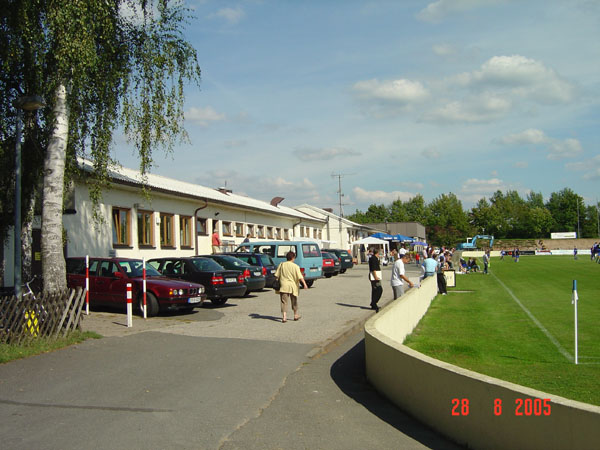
<box><xmin>235</xmin><ymin>240</ymin><xmax>323</xmax><ymax>287</ymax></box>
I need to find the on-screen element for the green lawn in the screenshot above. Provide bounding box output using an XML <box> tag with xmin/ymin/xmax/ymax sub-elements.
<box><xmin>404</xmin><ymin>255</ymin><xmax>600</xmax><ymax>406</ymax></box>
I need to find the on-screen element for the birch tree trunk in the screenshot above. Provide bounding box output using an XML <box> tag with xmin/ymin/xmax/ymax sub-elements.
<box><xmin>21</xmin><ymin>195</ymin><xmax>36</xmax><ymax>284</ymax></box>
<box><xmin>41</xmin><ymin>84</ymin><xmax>69</xmax><ymax>292</ymax></box>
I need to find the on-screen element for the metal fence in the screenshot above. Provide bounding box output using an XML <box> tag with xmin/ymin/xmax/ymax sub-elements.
<box><xmin>0</xmin><ymin>288</ymin><xmax>86</xmax><ymax>345</ymax></box>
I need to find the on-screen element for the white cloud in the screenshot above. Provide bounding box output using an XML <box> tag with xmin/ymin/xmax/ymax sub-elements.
<box><xmin>453</xmin><ymin>55</ymin><xmax>576</xmax><ymax>104</ymax></box>
<box><xmin>186</xmin><ymin>106</ymin><xmax>226</xmax><ymax>127</ymax></box>
<box><xmin>293</xmin><ymin>147</ymin><xmax>361</xmax><ymax>162</ymax></box>
<box><xmin>423</xmin><ymin>93</ymin><xmax>511</xmax><ymax>123</ymax></box>
<box><xmin>417</xmin><ymin>0</ymin><xmax>506</xmax><ymax>23</ymax></box>
<box><xmin>566</xmin><ymin>154</ymin><xmax>600</xmax><ymax>180</ymax></box>
<box><xmin>209</xmin><ymin>7</ymin><xmax>245</xmax><ymax>24</ymax></box>
<box><xmin>353</xmin><ymin>79</ymin><xmax>429</xmax><ymax>104</ymax></box>
<box><xmin>432</xmin><ymin>43</ymin><xmax>457</xmax><ymax>56</ymax></box>
<box><xmin>352</xmin><ymin>187</ymin><xmax>415</xmax><ymax>203</ymax></box>
<box><xmin>421</xmin><ymin>147</ymin><xmax>441</xmax><ymax>159</ymax></box>
<box><xmin>461</xmin><ymin>178</ymin><xmax>506</xmax><ymax>194</ymax></box>
<box><xmin>497</xmin><ymin>129</ymin><xmax>583</xmax><ymax>159</ymax></box>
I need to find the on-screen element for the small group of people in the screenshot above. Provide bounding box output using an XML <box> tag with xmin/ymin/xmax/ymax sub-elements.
<box><xmin>368</xmin><ymin>248</ymin><xmax>414</xmax><ymax>312</ymax></box>
<box><xmin>591</xmin><ymin>243</ymin><xmax>600</xmax><ymax>263</ymax></box>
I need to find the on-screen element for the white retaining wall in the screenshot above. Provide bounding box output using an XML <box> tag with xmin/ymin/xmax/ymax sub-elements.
<box><xmin>364</xmin><ymin>277</ymin><xmax>600</xmax><ymax>450</ymax></box>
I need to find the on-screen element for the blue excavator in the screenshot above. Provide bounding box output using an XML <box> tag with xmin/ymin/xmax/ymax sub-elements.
<box><xmin>456</xmin><ymin>235</ymin><xmax>494</xmax><ymax>250</ymax></box>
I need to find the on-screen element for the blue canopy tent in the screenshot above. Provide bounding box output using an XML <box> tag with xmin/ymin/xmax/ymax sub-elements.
<box><xmin>392</xmin><ymin>234</ymin><xmax>414</xmax><ymax>242</ymax></box>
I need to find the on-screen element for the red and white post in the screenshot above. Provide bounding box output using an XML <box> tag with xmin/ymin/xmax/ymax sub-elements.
<box><xmin>126</xmin><ymin>283</ymin><xmax>133</xmax><ymax>328</ymax></box>
<box><xmin>85</xmin><ymin>255</ymin><xmax>90</xmax><ymax>315</ymax></box>
<box><xmin>142</xmin><ymin>257</ymin><xmax>147</xmax><ymax>319</ymax></box>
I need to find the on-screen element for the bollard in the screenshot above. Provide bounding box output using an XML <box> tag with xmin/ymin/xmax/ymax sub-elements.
<box><xmin>85</xmin><ymin>255</ymin><xmax>90</xmax><ymax>315</ymax></box>
<box><xmin>126</xmin><ymin>283</ymin><xmax>133</xmax><ymax>327</ymax></box>
<box><xmin>142</xmin><ymin>257</ymin><xmax>147</xmax><ymax>319</ymax></box>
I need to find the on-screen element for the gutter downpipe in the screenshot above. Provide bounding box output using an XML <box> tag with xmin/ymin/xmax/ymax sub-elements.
<box><xmin>194</xmin><ymin>199</ymin><xmax>209</xmax><ymax>255</ymax></box>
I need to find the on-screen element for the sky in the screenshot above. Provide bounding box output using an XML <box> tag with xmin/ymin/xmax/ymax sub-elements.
<box><xmin>115</xmin><ymin>0</ymin><xmax>600</xmax><ymax>215</ymax></box>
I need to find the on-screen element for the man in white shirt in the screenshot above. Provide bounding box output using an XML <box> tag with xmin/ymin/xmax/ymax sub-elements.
<box><xmin>390</xmin><ymin>249</ymin><xmax>414</xmax><ymax>299</ymax></box>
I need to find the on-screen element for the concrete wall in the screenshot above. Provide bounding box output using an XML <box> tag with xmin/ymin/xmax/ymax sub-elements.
<box><xmin>364</xmin><ymin>278</ymin><xmax>600</xmax><ymax>450</ymax></box>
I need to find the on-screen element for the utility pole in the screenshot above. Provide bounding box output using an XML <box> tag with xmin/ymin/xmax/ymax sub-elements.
<box><xmin>331</xmin><ymin>173</ymin><xmax>353</xmax><ymax>247</ymax></box>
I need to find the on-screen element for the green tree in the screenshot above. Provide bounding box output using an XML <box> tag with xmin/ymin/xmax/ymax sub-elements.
<box><xmin>1</xmin><ymin>0</ymin><xmax>201</xmax><ymax>291</ymax></box>
<box><xmin>388</xmin><ymin>198</ymin><xmax>408</xmax><ymax>222</ymax></box>
<box><xmin>426</xmin><ymin>193</ymin><xmax>470</xmax><ymax>246</ymax></box>
<box><xmin>546</xmin><ymin>188</ymin><xmax>584</xmax><ymax>235</ymax></box>
<box><xmin>404</xmin><ymin>194</ymin><xmax>427</xmax><ymax>223</ymax></box>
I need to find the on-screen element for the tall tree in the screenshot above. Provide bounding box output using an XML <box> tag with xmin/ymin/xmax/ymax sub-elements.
<box><xmin>426</xmin><ymin>193</ymin><xmax>470</xmax><ymax>246</ymax></box>
<box><xmin>404</xmin><ymin>194</ymin><xmax>427</xmax><ymax>223</ymax></box>
<box><xmin>1</xmin><ymin>0</ymin><xmax>201</xmax><ymax>292</ymax></box>
<box><xmin>546</xmin><ymin>188</ymin><xmax>584</xmax><ymax>235</ymax></box>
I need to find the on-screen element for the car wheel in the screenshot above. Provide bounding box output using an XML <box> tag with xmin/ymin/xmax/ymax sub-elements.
<box><xmin>211</xmin><ymin>297</ymin><xmax>228</xmax><ymax>306</ymax></box>
<box><xmin>305</xmin><ymin>280</ymin><xmax>314</xmax><ymax>288</ymax></box>
<box><xmin>340</xmin><ymin>269</ymin><xmax>346</xmax><ymax>274</ymax></box>
<box><xmin>139</xmin><ymin>292</ymin><xmax>159</xmax><ymax>317</ymax></box>
<box><xmin>325</xmin><ymin>274</ymin><xmax>332</xmax><ymax>278</ymax></box>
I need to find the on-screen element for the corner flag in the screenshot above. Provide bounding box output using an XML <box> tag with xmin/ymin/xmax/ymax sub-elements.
<box><xmin>572</xmin><ymin>280</ymin><xmax>578</xmax><ymax>365</ymax></box>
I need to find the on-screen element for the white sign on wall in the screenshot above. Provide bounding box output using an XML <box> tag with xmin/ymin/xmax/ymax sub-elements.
<box><xmin>550</xmin><ymin>232</ymin><xmax>577</xmax><ymax>239</ymax></box>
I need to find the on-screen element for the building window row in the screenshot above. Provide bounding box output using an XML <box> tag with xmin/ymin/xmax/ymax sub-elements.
<box><xmin>113</xmin><ymin>208</ymin><xmax>192</xmax><ymax>249</ymax></box>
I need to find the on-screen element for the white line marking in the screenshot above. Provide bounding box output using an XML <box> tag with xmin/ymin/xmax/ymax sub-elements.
<box><xmin>491</xmin><ymin>272</ymin><xmax>574</xmax><ymax>362</ymax></box>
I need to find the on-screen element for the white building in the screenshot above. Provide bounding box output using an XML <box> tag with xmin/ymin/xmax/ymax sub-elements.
<box><xmin>293</xmin><ymin>204</ymin><xmax>375</xmax><ymax>254</ymax></box>
<box><xmin>3</xmin><ymin>160</ymin><xmax>327</xmax><ymax>286</ymax></box>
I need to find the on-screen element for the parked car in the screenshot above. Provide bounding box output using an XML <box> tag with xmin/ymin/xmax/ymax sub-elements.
<box><xmin>327</xmin><ymin>249</ymin><xmax>354</xmax><ymax>273</ymax></box>
<box><xmin>234</xmin><ymin>240</ymin><xmax>323</xmax><ymax>287</ymax></box>
<box><xmin>220</xmin><ymin>252</ymin><xmax>277</xmax><ymax>288</ymax></box>
<box><xmin>147</xmin><ymin>257</ymin><xmax>247</xmax><ymax>305</ymax></box>
<box><xmin>202</xmin><ymin>255</ymin><xmax>266</xmax><ymax>293</ymax></box>
<box><xmin>321</xmin><ymin>251</ymin><xmax>340</xmax><ymax>278</ymax></box>
<box><xmin>66</xmin><ymin>257</ymin><xmax>206</xmax><ymax>316</ymax></box>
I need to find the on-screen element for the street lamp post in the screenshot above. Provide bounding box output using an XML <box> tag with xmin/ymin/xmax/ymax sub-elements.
<box><xmin>13</xmin><ymin>96</ymin><xmax>44</xmax><ymax>299</ymax></box>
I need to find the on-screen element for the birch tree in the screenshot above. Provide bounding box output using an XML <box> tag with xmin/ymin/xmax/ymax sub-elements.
<box><xmin>1</xmin><ymin>0</ymin><xmax>200</xmax><ymax>292</ymax></box>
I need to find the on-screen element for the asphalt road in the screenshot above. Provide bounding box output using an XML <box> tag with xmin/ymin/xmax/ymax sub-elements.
<box><xmin>0</xmin><ymin>263</ymin><xmax>461</xmax><ymax>449</ymax></box>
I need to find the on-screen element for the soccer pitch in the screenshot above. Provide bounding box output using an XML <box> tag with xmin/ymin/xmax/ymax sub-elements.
<box><xmin>404</xmin><ymin>255</ymin><xmax>600</xmax><ymax>406</ymax></box>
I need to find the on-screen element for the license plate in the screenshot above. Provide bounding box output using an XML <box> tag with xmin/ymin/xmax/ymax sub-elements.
<box><xmin>188</xmin><ymin>297</ymin><xmax>203</xmax><ymax>304</ymax></box>
<box><xmin>344</xmin><ymin>258</ymin><xmax>351</xmax><ymax>262</ymax></box>
<box><xmin>310</xmin><ymin>268</ymin><xmax>319</xmax><ymax>272</ymax></box>
<box><xmin>253</xmin><ymin>271</ymin><xmax>261</xmax><ymax>276</ymax></box>
<box><xmin>225</xmin><ymin>277</ymin><xmax>237</xmax><ymax>283</ymax></box>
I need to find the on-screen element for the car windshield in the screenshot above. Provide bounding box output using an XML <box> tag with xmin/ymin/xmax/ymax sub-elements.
<box><xmin>215</xmin><ymin>255</ymin><xmax>251</xmax><ymax>268</ymax></box>
<box><xmin>191</xmin><ymin>257</ymin><xmax>224</xmax><ymax>271</ymax></box>
<box><xmin>340</xmin><ymin>250</ymin><xmax>350</xmax><ymax>257</ymax></box>
<box><xmin>302</xmin><ymin>244</ymin><xmax>320</xmax><ymax>258</ymax></box>
<box><xmin>321</xmin><ymin>252</ymin><xmax>333</xmax><ymax>259</ymax></box>
<box><xmin>258</xmin><ymin>254</ymin><xmax>275</xmax><ymax>266</ymax></box>
<box><xmin>118</xmin><ymin>260</ymin><xmax>161</xmax><ymax>277</ymax></box>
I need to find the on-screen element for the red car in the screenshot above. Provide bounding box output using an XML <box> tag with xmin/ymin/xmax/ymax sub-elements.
<box><xmin>66</xmin><ymin>257</ymin><xmax>206</xmax><ymax>316</ymax></box>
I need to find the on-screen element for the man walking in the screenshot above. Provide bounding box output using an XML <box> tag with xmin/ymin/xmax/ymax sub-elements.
<box><xmin>369</xmin><ymin>248</ymin><xmax>383</xmax><ymax>312</ymax></box>
<box><xmin>483</xmin><ymin>250</ymin><xmax>490</xmax><ymax>274</ymax></box>
<box><xmin>390</xmin><ymin>249</ymin><xmax>414</xmax><ymax>299</ymax></box>
<box><xmin>212</xmin><ymin>229</ymin><xmax>221</xmax><ymax>254</ymax></box>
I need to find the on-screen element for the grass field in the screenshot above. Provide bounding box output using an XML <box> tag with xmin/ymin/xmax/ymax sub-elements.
<box><xmin>404</xmin><ymin>255</ymin><xmax>600</xmax><ymax>406</ymax></box>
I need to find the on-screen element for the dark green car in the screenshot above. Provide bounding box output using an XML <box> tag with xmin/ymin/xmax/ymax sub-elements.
<box><xmin>203</xmin><ymin>254</ymin><xmax>266</xmax><ymax>294</ymax></box>
<box><xmin>326</xmin><ymin>249</ymin><xmax>354</xmax><ymax>273</ymax></box>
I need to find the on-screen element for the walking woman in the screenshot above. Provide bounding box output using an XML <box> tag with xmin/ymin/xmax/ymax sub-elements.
<box><xmin>369</xmin><ymin>248</ymin><xmax>383</xmax><ymax>312</ymax></box>
<box><xmin>274</xmin><ymin>251</ymin><xmax>308</xmax><ymax>323</ymax></box>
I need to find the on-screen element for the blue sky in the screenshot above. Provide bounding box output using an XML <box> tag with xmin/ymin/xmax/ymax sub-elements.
<box><xmin>116</xmin><ymin>0</ymin><xmax>600</xmax><ymax>215</ymax></box>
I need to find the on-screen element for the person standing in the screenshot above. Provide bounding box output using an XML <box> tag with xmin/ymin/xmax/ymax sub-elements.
<box><xmin>422</xmin><ymin>252</ymin><xmax>439</xmax><ymax>278</ymax></box>
<box><xmin>514</xmin><ymin>247</ymin><xmax>520</xmax><ymax>262</ymax></box>
<box><xmin>242</xmin><ymin>233</ymin><xmax>251</xmax><ymax>243</ymax></box>
<box><xmin>369</xmin><ymin>248</ymin><xmax>383</xmax><ymax>312</ymax></box>
<box><xmin>274</xmin><ymin>251</ymin><xmax>308</xmax><ymax>323</ymax></box>
<box><xmin>574</xmin><ymin>247</ymin><xmax>578</xmax><ymax>260</ymax></box>
<box><xmin>390</xmin><ymin>249</ymin><xmax>414</xmax><ymax>299</ymax></box>
<box><xmin>483</xmin><ymin>250</ymin><xmax>490</xmax><ymax>274</ymax></box>
<box><xmin>212</xmin><ymin>229</ymin><xmax>221</xmax><ymax>254</ymax></box>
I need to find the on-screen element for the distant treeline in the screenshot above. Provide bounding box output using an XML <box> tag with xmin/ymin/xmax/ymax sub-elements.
<box><xmin>346</xmin><ymin>188</ymin><xmax>600</xmax><ymax>247</ymax></box>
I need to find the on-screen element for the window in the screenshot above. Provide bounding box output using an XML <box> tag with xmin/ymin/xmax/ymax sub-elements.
<box><xmin>277</xmin><ymin>245</ymin><xmax>297</xmax><ymax>258</ymax></box>
<box><xmin>235</xmin><ymin>222</ymin><xmax>244</xmax><ymax>237</ymax></box>
<box><xmin>302</xmin><ymin>243</ymin><xmax>320</xmax><ymax>257</ymax></box>
<box><xmin>197</xmin><ymin>218</ymin><xmax>208</xmax><ymax>236</ymax></box>
<box><xmin>257</xmin><ymin>225</ymin><xmax>265</xmax><ymax>238</ymax></box>
<box><xmin>137</xmin><ymin>211</ymin><xmax>154</xmax><ymax>247</ymax></box>
<box><xmin>275</xmin><ymin>228</ymin><xmax>281</xmax><ymax>240</ymax></box>
<box><xmin>180</xmin><ymin>216</ymin><xmax>192</xmax><ymax>248</ymax></box>
<box><xmin>284</xmin><ymin>229</ymin><xmax>290</xmax><ymax>239</ymax></box>
<box><xmin>160</xmin><ymin>213</ymin><xmax>174</xmax><ymax>247</ymax></box>
<box><xmin>267</xmin><ymin>227</ymin><xmax>273</xmax><ymax>239</ymax></box>
<box><xmin>318</xmin><ymin>229</ymin><xmax>322</xmax><ymax>239</ymax></box>
<box><xmin>254</xmin><ymin>245</ymin><xmax>276</xmax><ymax>257</ymax></box>
<box><xmin>112</xmin><ymin>207</ymin><xmax>131</xmax><ymax>246</ymax></box>
<box><xmin>222</xmin><ymin>221</ymin><xmax>232</xmax><ymax>236</ymax></box>
<box><xmin>313</xmin><ymin>228</ymin><xmax>318</xmax><ymax>238</ymax></box>
<box><xmin>247</xmin><ymin>224</ymin><xmax>255</xmax><ymax>238</ymax></box>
